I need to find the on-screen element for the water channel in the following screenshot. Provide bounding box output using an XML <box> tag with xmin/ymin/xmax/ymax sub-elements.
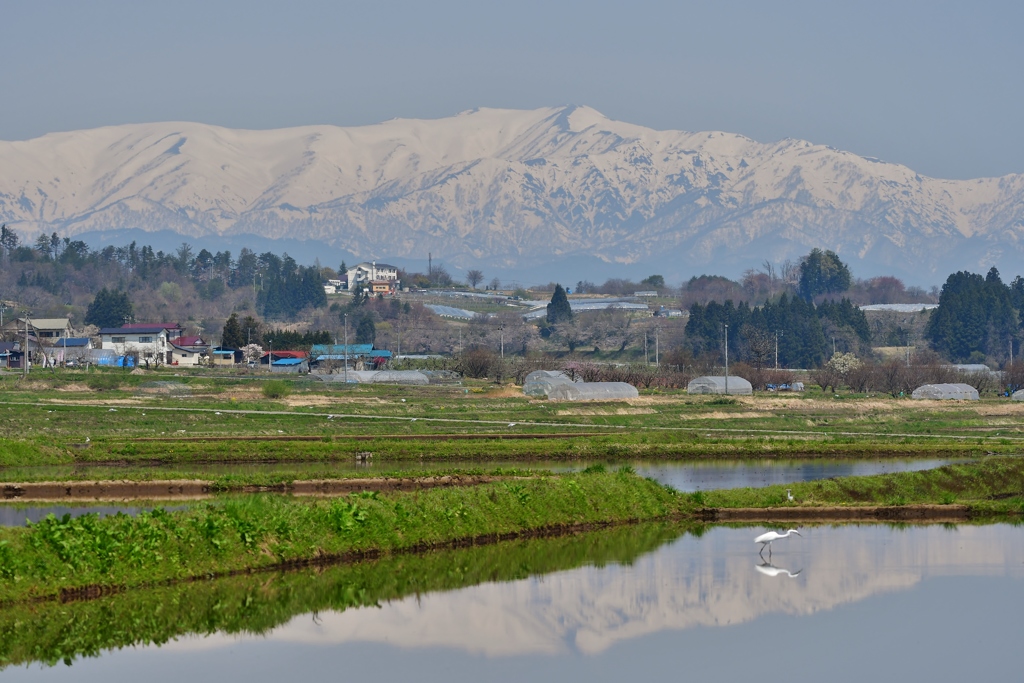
<box><xmin>3</xmin><ymin>521</ymin><xmax>1021</xmax><ymax>680</ymax></box>
<box><xmin>0</xmin><ymin>457</ymin><xmax>960</xmax><ymax>526</ymax></box>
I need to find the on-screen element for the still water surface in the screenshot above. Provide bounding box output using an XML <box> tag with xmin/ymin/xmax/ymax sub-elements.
<box><xmin>4</xmin><ymin>522</ymin><xmax>1022</xmax><ymax>681</ymax></box>
<box><xmin>0</xmin><ymin>457</ymin><xmax>958</xmax><ymax>526</ymax></box>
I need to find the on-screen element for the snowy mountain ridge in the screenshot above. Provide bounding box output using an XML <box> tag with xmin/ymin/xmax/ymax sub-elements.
<box><xmin>2</xmin><ymin>105</ymin><xmax>1023</xmax><ymax>280</ymax></box>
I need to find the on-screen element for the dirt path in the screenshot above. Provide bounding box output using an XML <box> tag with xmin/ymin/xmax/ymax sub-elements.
<box><xmin>1</xmin><ymin>474</ymin><xmax>507</xmax><ymax>502</ymax></box>
<box><xmin>703</xmin><ymin>504</ymin><xmax>973</xmax><ymax>523</ymax></box>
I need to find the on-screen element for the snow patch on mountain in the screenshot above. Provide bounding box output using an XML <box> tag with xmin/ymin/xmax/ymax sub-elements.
<box><xmin>2</xmin><ymin>106</ymin><xmax>1023</xmax><ymax>280</ymax></box>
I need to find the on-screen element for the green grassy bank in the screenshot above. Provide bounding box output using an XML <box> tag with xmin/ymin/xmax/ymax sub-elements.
<box><xmin>1</xmin><ymin>459</ymin><xmax>1022</xmax><ymax>606</ymax></box>
<box><xmin>698</xmin><ymin>456</ymin><xmax>1024</xmax><ymax>512</ymax></box>
<box><xmin>0</xmin><ymin>520</ymin><xmax>690</xmax><ymax>669</ymax></box>
<box><xmin>2</xmin><ymin>430</ymin><xmax>1018</xmax><ymax>472</ymax></box>
<box><xmin>0</xmin><ymin>469</ymin><xmax>679</xmax><ymax>604</ymax></box>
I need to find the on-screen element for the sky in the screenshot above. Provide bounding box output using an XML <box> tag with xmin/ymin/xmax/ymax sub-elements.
<box><xmin>2</xmin><ymin>0</ymin><xmax>1022</xmax><ymax>180</ymax></box>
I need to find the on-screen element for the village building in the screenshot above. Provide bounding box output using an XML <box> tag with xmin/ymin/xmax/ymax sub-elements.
<box><xmin>345</xmin><ymin>262</ymin><xmax>400</xmax><ymax>294</ymax></box>
<box><xmin>98</xmin><ymin>323</ymin><xmax>184</xmax><ymax>365</ymax></box>
<box><xmin>1</xmin><ymin>318</ymin><xmax>74</xmax><ymax>345</ymax></box>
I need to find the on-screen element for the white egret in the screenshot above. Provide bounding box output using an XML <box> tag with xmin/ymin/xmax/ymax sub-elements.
<box><xmin>786</xmin><ymin>489</ymin><xmax>794</xmax><ymax>501</ymax></box>
<box><xmin>755</xmin><ymin>528</ymin><xmax>801</xmax><ymax>559</ymax></box>
<box><xmin>755</xmin><ymin>562</ymin><xmax>802</xmax><ymax>578</ymax></box>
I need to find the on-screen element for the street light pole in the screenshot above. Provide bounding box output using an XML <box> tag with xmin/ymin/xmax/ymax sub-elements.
<box><xmin>343</xmin><ymin>314</ymin><xmax>348</xmax><ymax>383</ymax></box>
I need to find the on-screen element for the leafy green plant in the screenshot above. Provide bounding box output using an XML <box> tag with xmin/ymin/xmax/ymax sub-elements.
<box><xmin>327</xmin><ymin>499</ymin><xmax>368</xmax><ymax>532</ymax></box>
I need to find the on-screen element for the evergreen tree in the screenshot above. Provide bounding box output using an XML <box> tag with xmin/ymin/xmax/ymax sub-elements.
<box><xmin>926</xmin><ymin>269</ymin><xmax>1017</xmax><ymax>361</ymax></box>
<box><xmin>221</xmin><ymin>313</ymin><xmax>245</xmax><ymax>349</ymax></box>
<box><xmin>84</xmin><ymin>288</ymin><xmax>134</xmax><ymax>328</ymax></box>
<box><xmin>355</xmin><ymin>315</ymin><xmax>376</xmax><ymax>344</ymax></box>
<box><xmin>817</xmin><ymin>298</ymin><xmax>871</xmax><ymax>344</ymax></box>
<box><xmin>240</xmin><ymin>316</ymin><xmax>263</xmax><ymax>346</ymax></box>
<box><xmin>0</xmin><ymin>224</ymin><xmax>20</xmax><ymax>258</ymax></box>
<box><xmin>546</xmin><ymin>284</ymin><xmax>573</xmax><ymax>324</ymax></box>
<box><xmin>798</xmin><ymin>249</ymin><xmax>852</xmax><ymax>301</ymax></box>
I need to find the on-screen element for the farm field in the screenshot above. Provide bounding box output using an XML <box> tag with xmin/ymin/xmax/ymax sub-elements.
<box><xmin>2</xmin><ymin>370</ymin><xmax>1024</xmax><ymax>472</ymax></box>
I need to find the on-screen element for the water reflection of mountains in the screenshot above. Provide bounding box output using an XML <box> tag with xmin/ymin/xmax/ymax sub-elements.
<box><xmin>262</xmin><ymin>524</ymin><xmax>1023</xmax><ymax>655</ymax></box>
<box><xmin>3</xmin><ymin>523</ymin><xmax>1022</xmax><ymax>667</ymax></box>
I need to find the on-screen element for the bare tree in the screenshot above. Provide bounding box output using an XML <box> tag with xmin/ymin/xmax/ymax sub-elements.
<box><xmin>489</xmin><ymin>277</ymin><xmax>502</xmax><ymax>291</ymax></box>
<box><xmin>742</xmin><ymin>325</ymin><xmax>774</xmax><ymax>369</ymax></box>
<box><xmin>466</xmin><ymin>269</ymin><xmax>484</xmax><ymax>289</ymax></box>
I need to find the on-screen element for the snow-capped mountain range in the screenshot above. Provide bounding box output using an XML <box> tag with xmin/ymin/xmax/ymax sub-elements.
<box><xmin>2</xmin><ymin>105</ymin><xmax>1023</xmax><ymax>282</ymax></box>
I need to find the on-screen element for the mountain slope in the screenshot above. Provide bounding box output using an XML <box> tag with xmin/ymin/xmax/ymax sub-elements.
<box><xmin>3</xmin><ymin>106</ymin><xmax>1023</xmax><ymax>280</ymax></box>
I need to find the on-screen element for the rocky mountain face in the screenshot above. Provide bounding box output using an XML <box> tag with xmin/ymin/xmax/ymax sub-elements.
<box><xmin>2</xmin><ymin>105</ymin><xmax>1023</xmax><ymax>282</ymax></box>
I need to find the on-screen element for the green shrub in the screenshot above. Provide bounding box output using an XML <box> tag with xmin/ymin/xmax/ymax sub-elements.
<box><xmin>262</xmin><ymin>380</ymin><xmax>291</xmax><ymax>399</ymax></box>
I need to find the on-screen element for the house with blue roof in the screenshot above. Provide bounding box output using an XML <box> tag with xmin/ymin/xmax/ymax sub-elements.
<box><xmin>309</xmin><ymin>344</ymin><xmax>392</xmax><ymax>370</ymax></box>
<box><xmin>270</xmin><ymin>357</ymin><xmax>310</xmax><ymax>374</ymax></box>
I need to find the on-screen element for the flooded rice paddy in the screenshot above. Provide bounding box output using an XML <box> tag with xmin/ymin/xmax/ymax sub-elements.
<box><xmin>0</xmin><ymin>457</ymin><xmax>961</xmax><ymax>525</ymax></box>
<box><xmin>3</xmin><ymin>521</ymin><xmax>1021</xmax><ymax>680</ymax></box>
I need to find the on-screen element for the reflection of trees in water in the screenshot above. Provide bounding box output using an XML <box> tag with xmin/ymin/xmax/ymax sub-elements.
<box><xmin>0</xmin><ymin>521</ymin><xmax>689</xmax><ymax>670</ymax></box>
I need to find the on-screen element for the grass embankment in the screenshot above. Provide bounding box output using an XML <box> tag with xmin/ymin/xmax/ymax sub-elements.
<box><xmin>699</xmin><ymin>457</ymin><xmax>1024</xmax><ymax>516</ymax></box>
<box><xmin>0</xmin><ymin>468</ymin><xmax>678</xmax><ymax>604</ymax></box>
<box><xmin>0</xmin><ymin>520</ymin><xmax>690</xmax><ymax>669</ymax></box>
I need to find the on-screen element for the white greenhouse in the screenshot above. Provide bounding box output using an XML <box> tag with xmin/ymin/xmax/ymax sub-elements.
<box><xmin>686</xmin><ymin>375</ymin><xmax>753</xmax><ymax>396</ymax></box>
<box><xmin>546</xmin><ymin>382</ymin><xmax>639</xmax><ymax>401</ymax></box>
<box><xmin>313</xmin><ymin>370</ymin><xmax>430</xmax><ymax>385</ymax></box>
<box><xmin>522</xmin><ymin>370</ymin><xmax>578</xmax><ymax>398</ymax></box>
<box><xmin>911</xmin><ymin>383</ymin><xmax>979</xmax><ymax>401</ymax></box>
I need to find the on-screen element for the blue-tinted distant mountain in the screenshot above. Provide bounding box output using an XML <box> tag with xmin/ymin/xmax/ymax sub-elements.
<box><xmin>3</xmin><ymin>106</ymin><xmax>1023</xmax><ymax>284</ymax></box>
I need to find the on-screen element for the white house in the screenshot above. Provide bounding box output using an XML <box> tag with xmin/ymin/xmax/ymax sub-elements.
<box><xmin>98</xmin><ymin>323</ymin><xmax>183</xmax><ymax>364</ymax></box>
<box><xmin>347</xmin><ymin>262</ymin><xmax>399</xmax><ymax>287</ymax></box>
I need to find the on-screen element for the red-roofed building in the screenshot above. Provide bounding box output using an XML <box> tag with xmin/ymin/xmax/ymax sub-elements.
<box><xmin>175</xmin><ymin>335</ymin><xmax>206</xmax><ymax>349</ymax></box>
<box><xmin>260</xmin><ymin>350</ymin><xmax>307</xmax><ymax>364</ymax></box>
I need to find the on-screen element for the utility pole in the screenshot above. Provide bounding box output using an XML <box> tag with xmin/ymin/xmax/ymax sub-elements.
<box><xmin>459</xmin><ymin>328</ymin><xmax>463</xmax><ymax>354</ymax></box>
<box><xmin>724</xmin><ymin>323</ymin><xmax>729</xmax><ymax>395</ymax></box>
<box><xmin>833</xmin><ymin>337</ymin><xmax>836</xmax><ymax>356</ymax></box>
<box><xmin>499</xmin><ymin>323</ymin><xmax>504</xmax><ymax>359</ymax></box>
<box><xmin>24</xmin><ymin>314</ymin><xmax>30</xmax><ymax>377</ymax></box>
<box><xmin>343</xmin><ymin>314</ymin><xmax>348</xmax><ymax>383</ymax></box>
<box><xmin>655</xmin><ymin>326</ymin><xmax>660</xmax><ymax>368</ymax></box>
<box><xmin>644</xmin><ymin>332</ymin><xmax>649</xmax><ymax>364</ymax></box>
<box><xmin>775</xmin><ymin>331</ymin><xmax>779</xmax><ymax>370</ymax></box>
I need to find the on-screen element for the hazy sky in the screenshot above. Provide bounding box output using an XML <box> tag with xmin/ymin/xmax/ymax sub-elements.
<box><xmin>3</xmin><ymin>1</ymin><xmax>1022</xmax><ymax>179</ymax></box>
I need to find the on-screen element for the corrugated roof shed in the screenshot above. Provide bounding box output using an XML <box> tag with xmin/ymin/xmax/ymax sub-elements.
<box><xmin>310</xmin><ymin>344</ymin><xmax>374</xmax><ymax>356</ymax></box>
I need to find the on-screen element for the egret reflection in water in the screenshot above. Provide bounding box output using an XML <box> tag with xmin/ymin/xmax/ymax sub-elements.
<box><xmin>755</xmin><ymin>562</ymin><xmax>802</xmax><ymax>578</ymax></box>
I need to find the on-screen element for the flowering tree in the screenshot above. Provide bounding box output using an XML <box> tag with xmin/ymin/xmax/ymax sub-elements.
<box><xmin>242</xmin><ymin>343</ymin><xmax>264</xmax><ymax>364</ymax></box>
<box><xmin>826</xmin><ymin>352</ymin><xmax>862</xmax><ymax>376</ymax></box>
